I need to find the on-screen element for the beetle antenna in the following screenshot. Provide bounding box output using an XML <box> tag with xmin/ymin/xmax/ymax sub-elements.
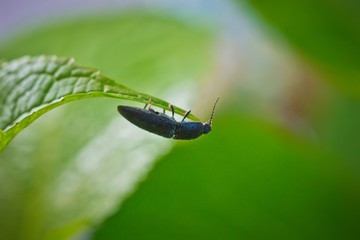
<box><xmin>208</xmin><ymin>97</ymin><xmax>220</xmax><ymax>125</ymax></box>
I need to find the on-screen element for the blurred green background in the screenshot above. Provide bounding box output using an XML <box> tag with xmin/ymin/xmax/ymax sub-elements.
<box><xmin>0</xmin><ymin>0</ymin><xmax>359</xmax><ymax>239</ymax></box>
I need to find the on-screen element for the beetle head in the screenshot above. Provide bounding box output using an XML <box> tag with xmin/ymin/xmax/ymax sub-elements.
<box><xmin>203</xmin><ymin>123</ymin><xmax>211</xmax><ymax>134</ymax></box>
<box><xmin>202</xmin><ymin>97</ymin><xmax>219</xmax><ymax>134</ymax></box>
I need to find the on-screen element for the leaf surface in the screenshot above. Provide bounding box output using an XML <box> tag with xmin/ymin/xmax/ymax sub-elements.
<box><xmin>0</xmin><ymin>56</ymin><xmax>199</xmax><ymax>153</ymax></box>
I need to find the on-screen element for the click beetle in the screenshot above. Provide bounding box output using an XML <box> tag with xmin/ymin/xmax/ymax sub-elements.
<box><xmin>117</xmin><ymin>97</ymin><xmax>219</xmax><ymax>140</ymax></box>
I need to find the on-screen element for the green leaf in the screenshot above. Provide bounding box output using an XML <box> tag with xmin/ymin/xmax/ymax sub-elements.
<box><xmin>0</xmin><ymin>55</ymin><xmax>200</xmax><ymax>153</ymax></box>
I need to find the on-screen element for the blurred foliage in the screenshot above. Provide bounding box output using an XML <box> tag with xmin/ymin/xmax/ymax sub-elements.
<box><xmin>237</xmin><ymin>0</ymin><xmax>360</xmax><ymax>98</ymax></box>
<box><xmin>0</xmin><ymin>13</ymin><xmax>212</xmax><ymax>91</ymax></box>
<box><xmin>94</xmin><ymin>114</ymin><xmax>360</xmax><ymax>239</ymax></box>
<box><xmin>316</xmin><ymin>96</ymin><xmax>360</xmax><ymax>165</ymax></box>
<box><xmin>0</xmin><ymin>13</ymin><xmax>213</xmax><ymax>240</ymax></box>
<box><xmin>235</xmin><ymin>0</ymin><xmax>360</xmax><ymax>165</ymax></box>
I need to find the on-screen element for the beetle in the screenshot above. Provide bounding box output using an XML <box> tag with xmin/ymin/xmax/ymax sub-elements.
<box><xmin>117</xmin><ymin>97</ymin><xmax>219</xmax><ymax>140</ymax></box>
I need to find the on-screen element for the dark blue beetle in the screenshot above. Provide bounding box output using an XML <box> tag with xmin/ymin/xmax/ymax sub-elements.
<box><xmin>117</xmin><ymin>98</ymin><xmax>219</xmax><ymax>140</ymax></box>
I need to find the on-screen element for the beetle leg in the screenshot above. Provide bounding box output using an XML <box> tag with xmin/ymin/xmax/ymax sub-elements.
<box><xmin>143</xmin><ymin>104</ymin><xmax>148</xmax><ymax>109</ymax></box>
<box><xmin>147</xmin><ymin>98</ymin><xmax>159</xmax><ymax>113</ymax></box>
<box><xmin>181</xmin><ymin>110</ymin><xmax>191</xmax><ymax>122</ymax></box>
<box><xmin>169</xmin><ymin>104</ymin><xmax>175</xmax><ymax>119</ymax></box>
<box><xmin>163</xmin><ymin>108</ymin><xmax>166</xmax><ymax>114</ymax></box>
<box><xmin>148</xmin><ymin>98</ymin><xmax>152</xmax><ymax>110</ymax></box>
<box><xmin>148</xmin><ymin>98</ymin><xmax>155</xmax><ymax>112</ymax></box>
